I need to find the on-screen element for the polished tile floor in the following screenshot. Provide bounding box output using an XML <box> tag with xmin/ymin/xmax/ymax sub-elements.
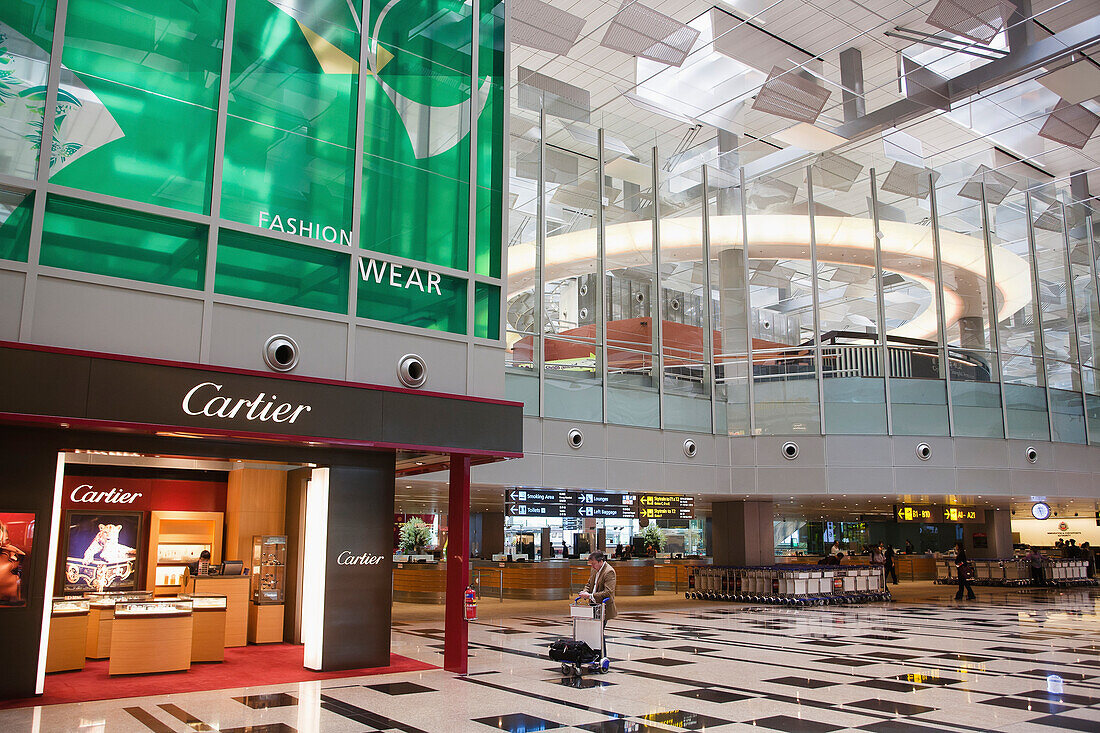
<box><xmin>5</xmin><ymin>587</ymin><xmax>1100</xmax><ymax>732</ymax></box>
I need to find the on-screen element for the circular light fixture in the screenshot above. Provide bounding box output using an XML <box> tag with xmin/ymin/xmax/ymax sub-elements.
<box><xmin>781</xmin><ymin>441</ymin><xmax>799</xmax><ymax>460</ymax></box>
<box><xmin>567</xmin><ymin>428</ymin><xmax>584</xmax><ymax>449</ymax></box>
<box><xmin>1031</xmin><ymin>502</ymin><xmax>1051</xmax><ymax>520</ymax></box>
<box><xmin>263</xmin><ymin>334</ymin><xmax>300</xmax><ymax>372</ymax></box>
<box><xmin>397</xmin><ymin>354</ymin><xmax>427</xmax><ymax>388</ymax></box>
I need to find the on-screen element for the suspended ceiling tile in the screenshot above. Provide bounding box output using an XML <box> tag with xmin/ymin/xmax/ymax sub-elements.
<box><xmin>880</xmin><ymin>162</ymin><xmax>941</xmax><ymax>199</ymax></box>
<box><xmin>510</xmin><ymin>0</ymin><xmax>587</xmax><ymax>56</ymax></box>
<box><xmin>1038</xmin><ymin>99</ymin><xmax>1100</xmax><ymax>150</ymax></box>
<box><xmin>924</xmin><ymin>0</ymin><xmax>1018</xmax><ymax>43</ymax></box>
<box><xmin>600</xmin><ymin>0</ymin><xmax>701</xmax><ymax>67</ymax></box>
<box><xmin>814</xmin><ymin>152</ymin><xmax>865</xmax><ymax>193</ymax></box>
<box><xmin>957</xmin><ymin>164</ymin><xmax>1017</xmax><ymax>205</ymax></box>
<box><xmin>773</xmin><ymin>122</ymin><xmax>847</xmax><ymax>152</ymax></box>
<box><xmin>1037</xmin><ymin>59</ymin><xmax>1100</xmax><ymax>105</ymax></box>
<box><xmin>752</xmin><ymin>66</ymin><xmax>832</xmax><ymax>124</ymax></box>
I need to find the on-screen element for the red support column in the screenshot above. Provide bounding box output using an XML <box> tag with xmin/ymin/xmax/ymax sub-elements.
<box><xmin>444</xmin><ymin>453</ymin><xmax>472</xmax><ymax>674</ymax></box>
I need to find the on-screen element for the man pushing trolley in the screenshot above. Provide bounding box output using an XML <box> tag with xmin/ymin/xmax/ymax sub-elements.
<box><xmin>549</xmin><ymin>551</ymin><xmax>617</xmax><ymax>676</ymax></box>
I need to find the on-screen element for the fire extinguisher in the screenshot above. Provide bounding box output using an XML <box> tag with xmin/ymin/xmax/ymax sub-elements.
<box><xmin>464</xmin><ymin>585</ymin><xmax>477</xmax><ymax>621</ymax></box>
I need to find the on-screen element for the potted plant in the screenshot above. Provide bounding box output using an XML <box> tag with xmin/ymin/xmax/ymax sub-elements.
<box><xmin>640</xmin><ymin>524</ymin><xmax>667</xmax><ymax>556</ymax></box>
<box><xmin>398</xmin><ymin>517</ymin><xmax>432</xmax><ymax>555</ymax></box>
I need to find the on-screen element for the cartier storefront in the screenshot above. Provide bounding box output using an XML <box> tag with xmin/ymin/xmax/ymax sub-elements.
<box><xmin>0</xmin><ymin>341</ymin><xmax>522</xmax><ymax>699</ymax></box>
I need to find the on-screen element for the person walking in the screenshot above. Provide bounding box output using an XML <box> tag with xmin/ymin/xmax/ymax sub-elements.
<box><xmin>954</xmin><ymin>541</ymin><xmax>976</xmax><ymax>600</ymax></box>
<box><xmin>884</xmin><ymin>544</ymin><xmax>898</xmax><ymax>585</ymax></box>
<box><xmin>578</xmin><ymin>551</ymin><xmax>617</xmax><ymax>624</ymax></box>
<box><xmin>1026</xmin><ymin>545</ymin><xmax>1045</xmax><ymax>586</ymax></box>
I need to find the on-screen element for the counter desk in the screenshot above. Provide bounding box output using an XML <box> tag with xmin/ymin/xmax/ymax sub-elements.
<box><xmin>184</xmin><ymin>574</ymin><xmax>249</xmax><ymax>646</ymax></box>
<box><xmin>471</xmin><ymin>560</ymin><xmax>573</xmax><ymax>601</ymax></box>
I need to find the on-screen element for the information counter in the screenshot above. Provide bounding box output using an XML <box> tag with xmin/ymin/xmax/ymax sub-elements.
<box><xmin>46</xmin><ymin>598</ymin><xmax>89</xmax><ymax>673</ymax></box>
<box><xmin>184</xmin><ymin>574</ymin><xmax>249</xmax><ymax>646</ymax></box>
<box><xmin>471</xmin><ymin>560</ymin><xmax>573</xmax><ymax>601</ymax></box>
<box><xmin>392</xmin><ymin>557</ymin><xmax>672</xmax><ymax>604</ymax></box>
<box><xmin>393</xmin><ymin>561</ymin><xmax>446</xmax><ymax>603</ymax></box>
<box><xmin>109</xmin><ymin>599</ymin><xmax>193</xmax><ymax>676</ymax></box>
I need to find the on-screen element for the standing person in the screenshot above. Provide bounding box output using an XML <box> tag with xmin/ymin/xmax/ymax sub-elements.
<box><xmin>870</xmin><ymin>543</ymin><xmax>885</xmax><ymax>567</ymax></box>
<box><xmin>954</xmin><ymin>541</ymin><xmax>976</xmax><ymax>600</ymax></box>
<box><xmin>904</xmin><ymin>540</ymin><xmax>914</xmax><ymax>555</ymax></box>
<box><xmin>884</xmin><ymin>544</ymin><xmax>898</xmax><ymax>585</ymax></box>
<box><xmin>1065</xmin><ymin>539</ymin><xmax>1079</xmax><ymax>559</ymax></box>
<box><xmin>578</xmin><ymin>551</ymin><xmax>617</xmax><ymax>624</ymax></box>
<box><xmin>1026</xmin><ymin>546</ymin><xmax>1045</xmax><ymax>586</ymax></box>
<box><xmin>561</xmin><ymin>541</ymin><xmax>569</xmax><ymax>558</ymax></box>
<box><xmin>1081</xmin><ymin>542</ymin><xmax>1095</xmax><ymax>579</ymax></box>
<box><xmin>829</xmin><ymin>541</ymin><xmax>842</xmax><ymax>557</ymax></box>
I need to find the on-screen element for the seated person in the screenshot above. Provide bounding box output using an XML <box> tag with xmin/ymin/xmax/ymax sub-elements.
<box><xmin>187</xmin><ymin>550</ymin><xmax>212</xmax><ymax>576</ymax></box>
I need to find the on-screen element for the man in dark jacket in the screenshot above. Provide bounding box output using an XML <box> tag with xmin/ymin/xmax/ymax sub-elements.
<box><xmin>954</xmin><ymin>541</ymin><xmax>976</xmax><ymax>600</ymax></box>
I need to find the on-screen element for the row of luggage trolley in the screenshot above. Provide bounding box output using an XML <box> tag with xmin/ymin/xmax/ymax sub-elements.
<box><xmin>934</xmin><ymin>558</ymin><xmax>1096</xmax><ymax>587</ymax></box>
<box><xmin>686</xmin><ymin>565</ymin><xmax>891</xmax><ymax>605</ymax></box>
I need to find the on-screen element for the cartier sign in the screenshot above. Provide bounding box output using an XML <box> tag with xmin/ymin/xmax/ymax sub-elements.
<box><xmin>182</xmin><ymin>382</ymin><xmax>313</xmax><ymax>424</ymax></box>
<box><xmin>336</xmin><ymin>551</ymin><xmax>385</xmax><ymax>566</ymax></box>
<box><xmin>69</xmin><ymin>483</ymin><xmax>142</xmax><ymax>504</ymax></box>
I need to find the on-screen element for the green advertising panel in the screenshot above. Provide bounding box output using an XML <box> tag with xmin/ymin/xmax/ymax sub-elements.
<box><xmin>51</xmin><ymin>0</ymin><xmax>224</xmax><ymax>213</ymax></box>
<box><xmin>475</xmin><ymin>0</ymin><xmax>504</xmax><ymax>279</ymax></box>
<box><xmin>357</xmin><ymin>257</ymin><xmax>466</xmax><ymax>334</ymax></box>
<box><xmin>0</xmin><ymin>0</ymin><xmax>504</xmax><ymax>338</ymax></box>
<box><xmin>361</xmin><ymin>0</ymin><xmax>472</xmax><ymax>270</ymax></box>
<box><xmin>216</xmin><ymin>228</ymin><xmax>349</xmax><ymax>314</ymax></box>
<box><xmin>221</xmin><ymin>0</ymin><xmax>358</xmax><ymax>233</ymax></box>
<box><xmin>0</xmin><ymin>188</ymin><xmax>33</xmax><ymax>262</ymax></box>
<box><xmin>474</xmin><ymin>281</ymin><xmax>500</xmax><ymax>340</ymax></box>
<box><xmin>40</xmin><ymin>196</ymin><xmax>207</xmax><ymax>289</ymax></box>
<box><xmin>0</xmin><ymin>0</ymin><xmax>54</xmax><ymax>181</ymax></box>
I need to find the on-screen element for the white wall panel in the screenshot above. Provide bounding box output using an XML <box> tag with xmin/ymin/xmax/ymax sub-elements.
<box><xmin>32</xmin><ymin>278</ymin><xmax>202</xmax><ymax>361</ymax></box>
<box><xmin>0</xmin><ymin>270</ymin><xmax>24</xmax><ymax>340</ymax></box>
<box><xmin>354</xmin><ymin>326</ymin><xmax>467</xmax><ymax>394</ymax></box>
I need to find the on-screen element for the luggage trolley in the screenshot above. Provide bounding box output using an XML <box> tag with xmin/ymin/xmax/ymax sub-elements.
<box><xmin>549</xmin><ymin>597</ymin><xmax>610</xmax><ymax>677</ymax></box>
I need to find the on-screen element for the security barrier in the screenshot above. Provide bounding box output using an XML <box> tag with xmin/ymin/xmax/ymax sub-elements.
<box><xmin>934</xmin><ymin>558</ymin><xmax>1096</xmax><ymax>587</ymax></box>
<box><xmin>686</xmin><ymin>565</ymin><xmax>890</xmax><ymax>605</ymax></box>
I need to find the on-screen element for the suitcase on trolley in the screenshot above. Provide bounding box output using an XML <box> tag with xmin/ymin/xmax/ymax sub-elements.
<box><xmin>549</xmin><ymin>598</ymin><xmax>610</xmax><ymax>676</ymax></box>
<box><xmin>549</xmin><ymin>639</ymin><xmax>597</xmax><ymax>665</ymax></box>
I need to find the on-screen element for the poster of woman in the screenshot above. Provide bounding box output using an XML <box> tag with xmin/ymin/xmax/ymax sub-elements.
<box><xmin>0</xmin><ymin>513</ymin><xmax>35</xmax><ymax>606</ymax></box>
<box><xmin>64</xmin><ymin>511</ymin><xmax>142</xmax><ymax>593</ymax></box>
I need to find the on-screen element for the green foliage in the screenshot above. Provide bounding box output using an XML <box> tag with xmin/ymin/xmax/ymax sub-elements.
<box><xmin>640</xmin><ymin>523</ymin><xmax>667</xmax><ymax>552</ymax></box>
<box><xmin>398</xmin><ymin>517</ymin><xmax>433</xmax><ymax>553</ymax></box>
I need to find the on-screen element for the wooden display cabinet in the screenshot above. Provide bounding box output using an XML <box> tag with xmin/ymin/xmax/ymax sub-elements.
<box><xmin>109</xmin><ymin>599</ymin><xmax>193</xmax><ymax>676</ymax></box>
<box><xmin>147</xmin><ymin>511</ymin><xmax>223</xmax><ymax>596</ymax></box>
<box><xmin>46</xmin><ymin>598</ymin><xmax>89</xmax><ymax>673</ymax></box>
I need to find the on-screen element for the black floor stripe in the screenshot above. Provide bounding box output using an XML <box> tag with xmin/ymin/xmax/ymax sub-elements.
<box><xmin>123</xmin><ymin>707</ymin><xmax>174</xmax><ymax>733</ymax></box>
<box><xmin>320</xmin><ymin>693</ymin><xmax>429</xmax><ymax>733</ymax></box>
<box><xmin>157</xmin><ymin>703</ymin><xmax>214</xmax><ymax>731</ymax></box>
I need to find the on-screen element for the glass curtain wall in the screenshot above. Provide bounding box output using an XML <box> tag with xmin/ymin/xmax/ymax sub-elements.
<box><xmin>501</xmin><ymin>114</ymin><xmax>1100</xmax><ymax>449</ymax></box>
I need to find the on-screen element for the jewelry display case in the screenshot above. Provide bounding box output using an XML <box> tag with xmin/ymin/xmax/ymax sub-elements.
<box><xmin>109</xmin><ymin>598</ymin><xmax>193</xmax><ymax>675</ymax></box>
<box><xmin>47</xmin><ymin>597</ymin><xmax>89</xmax><ymax>672</ymax></box>
<box><xmin>251</xmin><ymin>535</ymin><xmax>286</xmax><ymax>604</ymax></box>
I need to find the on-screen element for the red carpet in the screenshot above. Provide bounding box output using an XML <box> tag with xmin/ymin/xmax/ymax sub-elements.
<box><xmin>1</xmin><ymin>644</ymin><xmax>436</xmax><ymax>709</ymax></box>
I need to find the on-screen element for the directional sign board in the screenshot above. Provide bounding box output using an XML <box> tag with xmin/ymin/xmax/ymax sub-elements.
<box><xmin>638</xmin><ymin>494</ymin><xmax>695</xmax><ymax>519</ymax></box>
<box><xmin>506</xmin><ymin>489</ymin><xmax>639</xmax><ymax>518</ymax></box>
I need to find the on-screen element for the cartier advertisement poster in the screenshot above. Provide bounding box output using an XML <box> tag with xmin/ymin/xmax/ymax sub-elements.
<box><xmin>64</xmin><ymin>511</ymin><xmax>142</xmax><ymax>593</ymax></box>
<box><xmin>0</xmin><ymin>513</ymin><xmax>34</xmax><ymax>606</ymax></box>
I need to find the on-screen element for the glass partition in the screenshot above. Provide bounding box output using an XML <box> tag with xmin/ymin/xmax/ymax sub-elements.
<box><xmin>504</xmin><ymin>101</ymin><xmax>540</xmax><ymax>415</ymax></box>
<box><xmin>811</xmin><ymin>166</ymin><xmax>886</xmax><ymax>434</ymax></box>
<box><xmin>936</xmin><ymin>175</ymin><xmax>1002</xmax><ymax>437</ymax></box>
<box><xmin>876</xmin><ymin>163</ymin><xmax>949</xmax><ymax>435</ymax></box>
<box><xmin>542</xmin><ymin>131</ymin><xmax>601</xmax><ymax>422</ymax></box>
<box><xmin>659</xmin><ymin>156</ymin><xmax>711</xmax><ymax>431</ymax></box>
<box><xmin>991</xmin><ymin>190</ymin><xmax>1049</xmax><ymax>440</ymax></box>
<box><xmin>708</xmin><ymin>161</ymin><xmax>750</xmax><ymax>436</ymax></box>
<box><xmin>746</xmin><ymin>166</ymin><xmax>820</xmax><ymax>435</ymax></box>
<box><xmin>604</xmin><ymin>141</ymin><xmax>657</xmax><ymax>427</ymax></box>
<box><xmin>0</xmin><ymin>0</ymin><xmax>54</xmax><ymax>181</ymax></box>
